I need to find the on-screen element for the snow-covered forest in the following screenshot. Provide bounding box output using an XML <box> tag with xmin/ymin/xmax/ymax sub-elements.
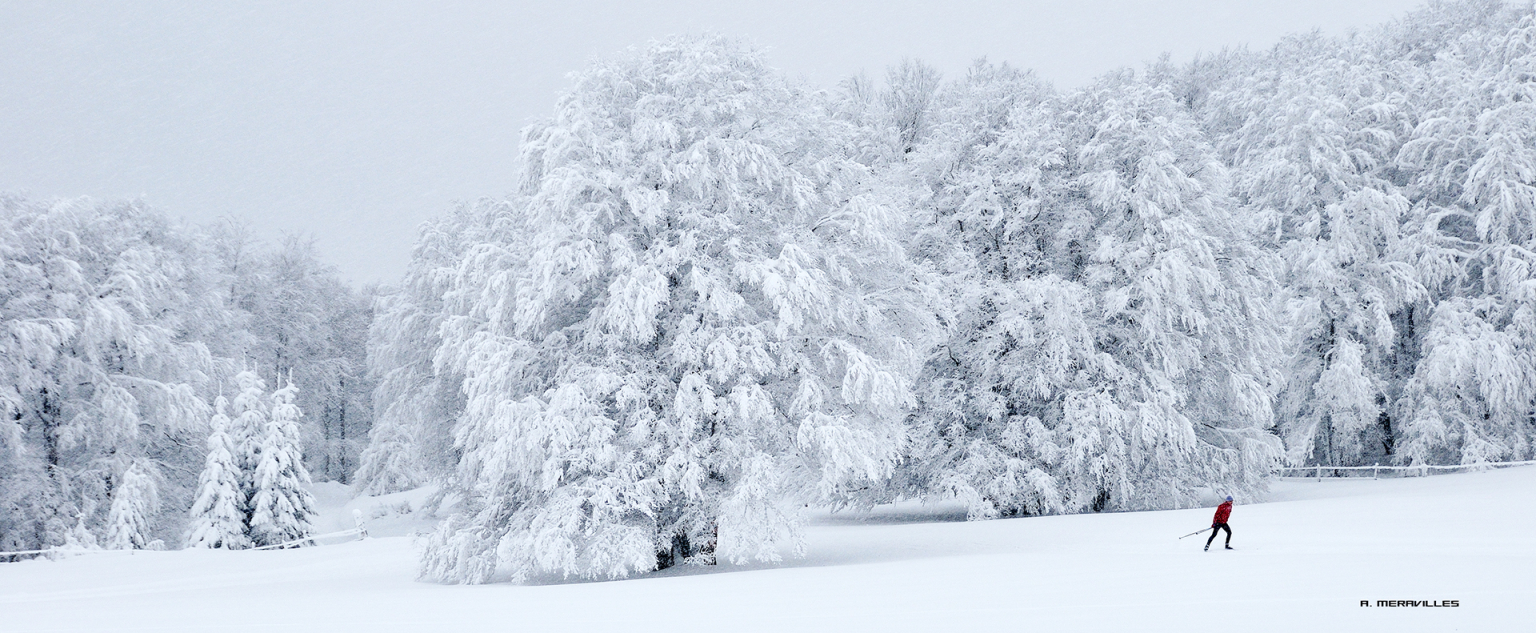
<box><xmin>0</xmin><ymin>198</ymin><xmax>370</xmax><ymax>554</ymax></box>
<box><xmin>5</xmin><ymin>0</ymin><xmax>1536</xmax><ymax>585</ymax></box>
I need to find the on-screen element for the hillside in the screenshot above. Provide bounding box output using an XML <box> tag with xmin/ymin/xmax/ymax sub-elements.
<box><xmin>3</xmin><ymin>466</ymin><xmax>1530</xmax><ymax>632</ymax></box>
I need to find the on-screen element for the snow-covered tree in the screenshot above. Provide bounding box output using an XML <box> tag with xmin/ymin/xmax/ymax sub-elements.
<box><xmin>896</xmin><ymin>67</ymin><xmax>1285</xmax><ymax>518</ymax></box>
<box><xmin>355</xmin><ymin>202</ymin><xmax>490</xmax><ymax>496</ymax></box>
<box><xmin>886</xmin><ymin>62</ymin><xmax>1078</xmax><ymax>515</ymax></box>
<box><xmin>185</xmin><ymin>396</ymin><xmax>249</xmax><ymax>549</ymax></box>
<box><xmin>420</xmin><ymin>36</ymin><xmax>929</xmax><ymax>583</ymax></box>
<box><xmin>62</xmin><ymin>512</ymin><xmax>100</xmax><ymax>551</ymax></box>
<box><xmin>1198</xmin><ymin>35</ymin><xmax>1425</xmax><ymax>467</ymax></box>
<box><xmin>352</xmin><ymin>413</ymin><xmax>421</xmax><ymax>496</ymax></box>
<box><xmin>248</xmin><ymin>379</ymin><xmax>316</xmax><ymax>548</ymax></box>
<box><xmin>230</xmin><ymin>370</ymin><xmax>269</xmax><ymax>518</ymax></box>
<box><xmin>221</xmin><ymin>235</ymin><xmax>374</xmax><ymax>484</ymax></box>
<box><xmin>1393</xmin><ymin>7</ymin><xmax>1536</xmax><ymax>465</ymax></box>
<box><xmin>884</xmin><ymin>59</ymin><xmax>943</xmax><ymax>157</ymax></box>
<box><xmin>1398</xmin><ymin>297</ymin><xmax>1534</xmax><ymax>465</ymax></box>
<box><xmin>105</xmin><ymin>462</ymin><xmax>159</xmax><ymax>550</ymax></box>
<box><xmin>1066</xmin><ymin>74</ymin><xmax>1285</xmax><ymax>506</ymax></box>
<box><xmin>1</xmin><ymin>196</ymin><xmax>217</xmax><ymax>553</ymax></box>
<box><xmin>901</xmin><ymin>61</ymin><xmax>1058</xmax><ymax>283</ymax></box>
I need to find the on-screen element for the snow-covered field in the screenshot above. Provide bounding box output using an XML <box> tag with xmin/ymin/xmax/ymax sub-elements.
<box><xmin>4</xmin><ymin>466</ymin><xmax>1531</xmax><ymax>632</ymax></box>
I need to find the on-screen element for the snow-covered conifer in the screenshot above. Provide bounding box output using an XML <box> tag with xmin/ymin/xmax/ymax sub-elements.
<box><xmin>185</xmin><ymin>396</ymin><xmax>250</xmax><ymax>549</ymax></box>
<box><xmin>105</xmin><ymin>462</ymin><xmax>159</xmax><ymax>550</ymax></box>
<box><xmin>63</xmin><ymin>513</ymin><xmax>100</xmax><ymax>551</ymax></box>
<box><xmin>248</xmin><ymin>379</ymin><xmax>317</xmax><ymax>548</ymax></box>
<box><xmin>230</xmin><ymin>370</ymin><xmax>269</xmax><ymax>516</ymax></box>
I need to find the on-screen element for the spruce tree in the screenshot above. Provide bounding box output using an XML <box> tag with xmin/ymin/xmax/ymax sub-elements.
<box><xmin>230</xmin><ymin>370</ymin><xmax>269</xmax><ymax>535</ymax></box>
<box><xmin>104</xmin><ymin>462</ymin><xmax>159</xmax><ymax>550</ymax></box>
<box><xmin>249</xmin><ymin>379</ymin><xmax>317</xmax><ymax>548</ymax></box>
<box><xmin>185</xmin><ymin>396</ymin><xmax>250</xmax><ymax>549</ymax></box>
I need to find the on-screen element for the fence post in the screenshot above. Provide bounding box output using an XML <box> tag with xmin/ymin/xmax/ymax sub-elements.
<box><xmin>1316</xmin><ymin>465</ymin><xmax>1322</xmax><ymax>481</ymax></box>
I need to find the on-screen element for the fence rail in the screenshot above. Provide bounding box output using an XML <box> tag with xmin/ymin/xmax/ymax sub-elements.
<box><xmin>1276</xmin><ymin>459</ymin><xmax>1536</xmax><ymax>480</ymax></box>
<box><xmin>247</xmin><ymin>528</ymin><xmax>366</xmax><ymax>551</ymax></box>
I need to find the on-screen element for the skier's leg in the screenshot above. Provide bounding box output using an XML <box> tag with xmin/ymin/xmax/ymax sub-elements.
<box><xmin>1205</xmin><ymin>527</ymin><xmax>1218</xmax><ymax>548</ymax></box>
<box><xmin>1222</xmin><ymin>524</ymin><xmax>1233</xmax><ymax>547</ymax></box>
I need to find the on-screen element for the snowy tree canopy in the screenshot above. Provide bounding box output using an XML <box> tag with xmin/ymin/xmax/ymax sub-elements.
<box><xmin>888</xmin><ymin>64</ymin><xmax>1285</xmax><ymax>520</ymax></box>
<box><xmin>1</xmin><ymin>197</ymin><xmax>216</xmax><ymax>553</ymax></box>
<box><xmin>1392</xmin><ymin>8</ymin><xmax>1536</xmax><ymax>466</ymax></box>
<box><xmin>1195</xmin><ymin>31</ymin><xmax>1424</xmax><ymax>467</ymax></box>
<box><xmin>355</xmin><ymin>202</ymin><xmax>489</xmax><ymax>497</ymax></box>
<box><xmin>418</xmin><ymin>35</ymin><xmax>930</xmax><ymax>583</ymax></box>
<box><xmin>1166</xmin><ymin>0</ymin><xmax>1536</xmax><ymax>469</ymax></box>
<box><xmin>10</xmin><ymin>0</ymin><xmax>1536</xmax><ymax>582</ymax></box>
<box><xmin>1</xmin><ymin>196</ymin><xmax>372</xmax><ymax>555</ymax></box>
<box><xmin>354</xmin><ymin>2</ymin><xmax>1536</xmax><ymax>584</ymax></box>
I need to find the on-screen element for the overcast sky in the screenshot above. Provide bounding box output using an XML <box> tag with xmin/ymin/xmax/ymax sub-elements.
<box><xmin>1</xmin><ymin>0</ymin><xmax>1429</xmax><ymax>284</ymax></box>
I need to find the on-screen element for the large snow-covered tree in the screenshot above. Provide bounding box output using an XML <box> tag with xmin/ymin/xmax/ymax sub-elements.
<box><xmin>887</xmin><ymin>62</ymin><xmax>1083</xmax><ymax>516</ymax></box>
<box><xmin>420</xmin><ymin>36</ymin><xmax>930</xmax><ymax>583</ymax></box>
<box><xmin>895</xmin><ymin>67</ymin><xmax>1285</xmax><ymax>518</ymax></box>
<box><xmin>1060</xmin><ymin>74</ymin><xmax>1286</xmax><ymax>507</ymax></box>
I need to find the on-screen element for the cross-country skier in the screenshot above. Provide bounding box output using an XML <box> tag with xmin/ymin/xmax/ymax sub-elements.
<box><xmin>1205</xmin><ymin>496</ymin><xmax>1234</xmax><ymax>551</ymax></box>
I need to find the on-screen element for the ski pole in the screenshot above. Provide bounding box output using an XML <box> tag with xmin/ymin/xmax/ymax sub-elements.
<box><xmin>1178</xmin><ymin>527</ymin><xmax>1212</xmax><ymax>539</ymax></box>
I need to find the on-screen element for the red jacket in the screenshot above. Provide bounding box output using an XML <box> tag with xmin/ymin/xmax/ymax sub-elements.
<box><xmin>1212</xmin><ymin>501</ymin><xmax>1232</xmax><ymax>525</ymax></box>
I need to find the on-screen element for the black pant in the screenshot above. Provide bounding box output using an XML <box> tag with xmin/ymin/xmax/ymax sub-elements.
<box><xmin>1206</xmin><ymin>523</ymin><xmax>1232</xmax><ymax>547</ymax></box>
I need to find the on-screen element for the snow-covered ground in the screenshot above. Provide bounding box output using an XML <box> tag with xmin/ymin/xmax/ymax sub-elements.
<box><xmin>4</xmin><ymin>467</ymin><xmax>1530</xmax><ymax>632</ymax></box>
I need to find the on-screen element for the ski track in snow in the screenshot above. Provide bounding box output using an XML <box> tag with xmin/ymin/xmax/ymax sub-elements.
<box><xmin>3</xmin><ymin>467</ymin><xmax>1530</xmax><ymax>632</ymax></box>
